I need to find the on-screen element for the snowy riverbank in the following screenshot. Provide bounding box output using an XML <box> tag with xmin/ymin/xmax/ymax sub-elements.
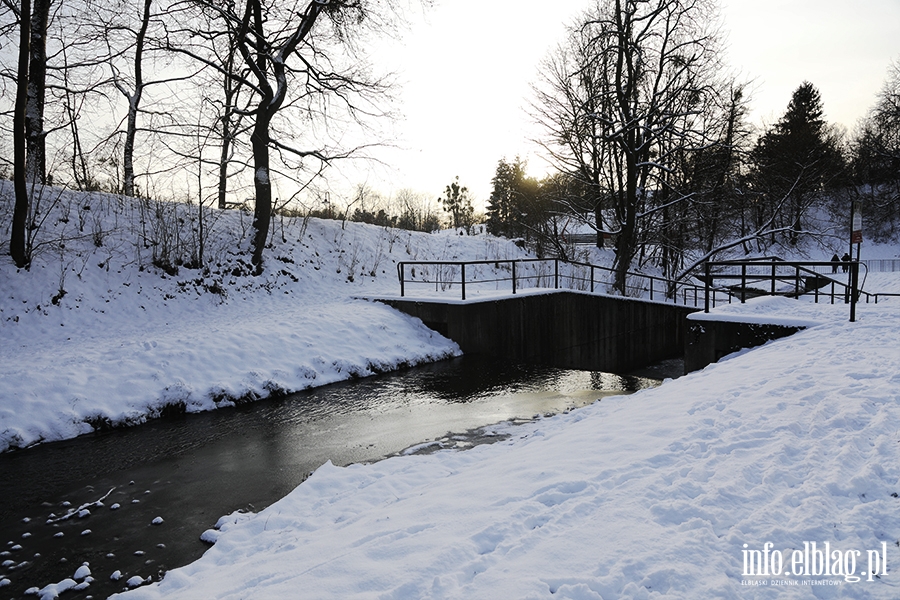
<box><xmin>112</xmin><ymin>290</ymin><xmax>900</xmax><ymax>599</ymax></box>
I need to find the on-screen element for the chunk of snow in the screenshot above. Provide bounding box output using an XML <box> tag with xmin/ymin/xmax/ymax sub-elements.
<box><xmin>34</xmin><ymin>578</ymin><xmax>77</xmax><ymax>599</ymax></box>
<box><xmin>199</xmin><ymin>529</ymin><xmax>220</xmax><ymax>544</ymax></box>
<box><xmin>73</xmin><ymin>564</ymin><xmax>91</xmax><ymax>580</ymax></box>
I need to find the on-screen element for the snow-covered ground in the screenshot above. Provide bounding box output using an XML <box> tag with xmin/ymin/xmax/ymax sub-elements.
<box><xmin>106</xmin><ymin>291</ymin><xmax>900</xmax><ymax>599</ymax></box>
<box><xmin>3</xmin><ymin>186</ymin><xmax>900</xmax><ymax>598</ymax></box>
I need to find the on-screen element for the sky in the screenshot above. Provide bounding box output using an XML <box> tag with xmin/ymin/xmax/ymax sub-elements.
<box><xmin>354</xmin><ymin>0</ymin><xmax>900</xmax><ymax>206</ymax></box>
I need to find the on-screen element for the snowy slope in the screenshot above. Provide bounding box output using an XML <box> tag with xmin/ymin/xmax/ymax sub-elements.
<box><xmin>0</xmin><ymin>184</ymin><xmax>530</xmax><ymax>452</ymax></box>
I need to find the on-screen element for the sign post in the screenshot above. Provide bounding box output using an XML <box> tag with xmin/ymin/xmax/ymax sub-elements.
<box><xmin>849</xmin><ymin>202</ymin><xmax>862</xmax><ymax>322</ymax></box>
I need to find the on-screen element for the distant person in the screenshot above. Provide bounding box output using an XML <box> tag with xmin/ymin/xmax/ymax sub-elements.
<box><xmin>841</xmin><ymin>253</ymin><xmax>851</xmax><ymax>273</ymax></box>
<box><xmin>830</xmin><ymin>253</ymin><xmax>840</xmax><ymax>273</ymax></box>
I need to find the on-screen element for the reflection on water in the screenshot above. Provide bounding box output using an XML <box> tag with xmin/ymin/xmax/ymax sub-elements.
<box><xmin>0</xmin><ymin>356</ymin><xmax>679</xmax><ymax>599</ymax></box>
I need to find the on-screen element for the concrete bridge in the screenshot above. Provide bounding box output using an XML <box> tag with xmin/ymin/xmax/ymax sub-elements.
<box><xmin>377</xmin><ymin>290</ymin><xmax>804</xmax><ymax>375</ymax></box>
<box><xmin>375</xmin><ymin>257</ymin><xmax>834</xmax><ymax>375</ymax></box>
<box><xmin>379</xmin><ymin>290</ymin><xmax>696</xmax><ymax>374</ymax></box>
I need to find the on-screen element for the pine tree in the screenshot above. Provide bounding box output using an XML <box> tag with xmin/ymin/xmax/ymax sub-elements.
<box><xmin>750</xmin><ymin>82</ymin><xmax>844</xmax><ymax>245</ymax></box>
<box><xmin>438</xmin><ymin>176</ymin><xmax>474</xmax><ymax>231</ymax></box>
<box><xmin>487</xmin><ymin>157</ymin><xmax>526</xmax><ymax>238</ymax></box>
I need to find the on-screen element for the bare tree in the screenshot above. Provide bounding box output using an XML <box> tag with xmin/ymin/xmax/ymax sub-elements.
<box><xmin>173</xmin><ymin>0</ymin><xmax>396</xmax><ymax>273</ymax></box>
<box><xmin>97</xmin><ymin>0</ymin><xmax>204</xmax><ymax>197</ymax></box>
<box><xmin>23</xmin><ymin>0</ymin><xmax>49</xmax><ymax>184</ymax></box>
<box><xmin>533</xmin><ymin>0</ymin><xmax>723</xmax><ymax>293</ymax></box>
<box><xmin>532</xmin><ymin>21</ymin><xmax>612</xmax><ymax>248</ymax></box>
<box><xmin>120</xmin><ymin>0</ymin><xmax>151</xmax><ymax>197</ymax></box>
<box><xmin>10</xmin><ymin>0</ymin><xmax>31</xmax><ymax>268</ymax></box>
<box><xmin>851</xmin><ymin>60</ymin><xmax>900</xmax><ymax>239</ymax></box>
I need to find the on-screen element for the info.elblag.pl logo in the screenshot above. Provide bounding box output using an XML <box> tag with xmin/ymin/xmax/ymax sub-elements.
<box><xmin>742</xmin><ymin>542</ymin><xmax>889</xmax><ymax>584</ymax></box>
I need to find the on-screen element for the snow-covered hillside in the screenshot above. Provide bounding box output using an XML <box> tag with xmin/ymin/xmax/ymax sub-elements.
<box><xmin>0</xmin><ymin>183</ymin><xmax>531</xmax><ymax>452</ymax></box>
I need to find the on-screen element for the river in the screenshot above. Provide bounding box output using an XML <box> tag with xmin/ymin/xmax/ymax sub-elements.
<box><xmin>0</xmin><ymin>356</ymin><xmax>680</xmax><ymax>599</ymax></box>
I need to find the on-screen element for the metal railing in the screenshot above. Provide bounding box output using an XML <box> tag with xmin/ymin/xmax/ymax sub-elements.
<box><xmin>396</xmin><ymin>258</ymin><xmax>728</xmax><ymax>308</ymax></box>
<box><xmin>701</xmin><ymin>259</ymin><xmax>889</xmax><ymax>321</ymax></box>
<box><xmin>862</xmin><ymin>258</ymin><xmax>900</xmax><ymax>272</ymax></box>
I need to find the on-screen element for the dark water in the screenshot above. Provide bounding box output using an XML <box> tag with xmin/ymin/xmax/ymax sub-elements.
<box><xmin>0</xmin><ymin>356</ymin><xmax>678</xmax><ymax>599</ymax></box>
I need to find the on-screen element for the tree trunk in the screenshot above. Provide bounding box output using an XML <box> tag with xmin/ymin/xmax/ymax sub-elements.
<box><xmin>24</xmin><ymin>0</ymin><xmax>49</xmax><ymax>185</ymax></box>
<box><xmin>122</xmin><ymin>94</ymin><xmax>140</xmax><ymax>196</ymax></box>
<box><xmin>217</xmin><ymin>41</ymin><xmax>239</xmax><ymax>210</ymax></box>
<box><xmin>217</xmin><ymin>108</ymin><xmax>233</xmax><ymax>210</ymax></box>
<box><xmin>250</xmin><ymin>114</ymin><xmax>273</xmax><ymax>273</ymax></box>
<box><xmin>613</xmin><ymin>164</ymin><xmax>638</xmax><ymax>294</ymax></box>
<box><xmin>11</xmin><ymin>0</ymin><xmax>32</xmax><ymax>268</ymax></box>
<box><xmin>593</xmin><ymin>199</ymin><xmax>604</xmax><ymax>249</ymax></box>
<box><xmin>122</xmin><ymin>0</ymin><xmax>152</xmax><ymax>197</ymax></box>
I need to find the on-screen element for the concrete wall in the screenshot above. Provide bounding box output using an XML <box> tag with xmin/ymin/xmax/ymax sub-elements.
<box><xmin>684</xmin><ymin>319</ymin><xmax>804</xmax><ymax>373</ymax></box>
<box><xmin>379</xmin><ymin>292</ymin><xmax>697</xmax><ymax>373</ymax></box>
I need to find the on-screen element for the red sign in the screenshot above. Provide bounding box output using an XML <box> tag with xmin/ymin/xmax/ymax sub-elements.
<box><xmin>851</xmin><ymin>230</ymin><xmax>862</xmax><ymax>244</ymax></box>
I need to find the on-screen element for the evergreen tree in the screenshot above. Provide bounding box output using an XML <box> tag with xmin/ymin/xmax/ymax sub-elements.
<box><xmin>487</xmin><ymin>157</ymin><xmax>527</xmax><ymax>238</ymax></box>
<box><xmin>438</xmin><ymin>176</ymin><xmax>475</xmax><ymax>231</ymax></box>
<box><xmin>750</xmin><ymin>82</ymin><xmax>844</xmax><ymax>245</ymax></box>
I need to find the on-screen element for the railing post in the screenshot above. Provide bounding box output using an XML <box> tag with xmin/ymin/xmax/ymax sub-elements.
<box><xmin>590</xmin><ymin>265</ymin><xmax>594</xmax><ymax>293</ymax></box>
<box><xmin>704</xmin><ymin>262</ymin><xmax>710</xmax><ymax>313</ymax></box>
<box><xmin>461</xmin><ymin>263</ymin><xmax>466</xmax><ymax>301</ymax></box>
<box><xmin>795</xmin><ymin>265</ymin><xmax>800</xmax><ymax>297</ymax></box>
<box><xmin>849</xmin><ymin>261</ymin><xmax>858</xmax><ymax>322</ymax></box>
<box><xmin>771</xmin><ymin>262</ymin><xmax>776</xmax><ymax>295</ymax></box>
<box><xmin>512</xmin><ymin>260</ymin><xmax>517</xmax><ymax>294</ymax></box>
<box><xmin>741</xmin><ymin>264</ymin><xmax>747</xmax><ymax>303</ymax></box>
<box><xmin>554</xmin><ymin>259</ymin><xmax>559</xmax><ymax>289</ymax></box>
<box><xmin>399</xmin><ymin>263</ymin><xmax>405</xmax><ymax>297</ymax></box>
<box><xmin>649</xmin><ymin>277</ymin><xmax>654</xmax><ymax>301</ymax></box>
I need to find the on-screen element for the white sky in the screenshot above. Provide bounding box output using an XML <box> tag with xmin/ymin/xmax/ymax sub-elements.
<box><xmin>353</xmin><ymin>0</ymin><xmax>900</xmax><ymax>206</ymax></box>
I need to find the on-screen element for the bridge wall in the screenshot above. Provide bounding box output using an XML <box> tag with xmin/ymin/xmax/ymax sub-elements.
<box><xmin>379</xmin><ymin>292</ymin><xmax>697</xmax><ymax>373</ymax></box>
<box><xmin>684</xmin><ymin>319</ymin><xmax>804</xmax><ymax>373</ymax></box>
